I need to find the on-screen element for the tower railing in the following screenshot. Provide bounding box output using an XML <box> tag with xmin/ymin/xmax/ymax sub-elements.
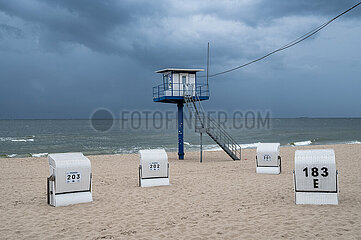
<box><xmin>183</xmin><ymin>83</ymin><xmax>241</xmax><ymax>161</ymax></box>
<box><xmin>153</xmin><ymin>81</ymin><xmax>209</xmax><ymax>100</ymax></box>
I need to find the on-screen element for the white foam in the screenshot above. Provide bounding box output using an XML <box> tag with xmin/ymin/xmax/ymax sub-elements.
<box><xmin>289</xmin><ymin>140</ymin><xmax>312</xmax><ymax>146</ymax></box>
<box><xmin>184</xmin><ymin>142</ymin><xmax>191</xmax><ymax>146</ymax></box>
<box><xmin>204</xmin><ymin>144</ymin><xmax>222</xmax><ymax>151</ymax></box>
<box><xmin>240</xmin><ymin>142</ymin><xmax>260</xmax><ymax>149</ymax></box>
<box><xmin>0</xmin><ymin>137</ymin><xmax>11</xmax><ymax>142</ymax></box>
<box><xmin>1</xmin><ymin>136</ymin><xmax>35</xmax><ymax>142</ymax></box>
<box><xmin>11</xmin><ymin>139</ymin><xmax>34</xmax><ymax>142</ymax></box>
<box><xmin>116</xmin><ymin>146</ymin><xmax>142</xmax><ymax>154</ymax></box>
<box><xmin>344</xmin><ymin>141</ymin><xmax>361</xmax><ymax>144</ymax></box>
<box><xmin>31</xmin><ymin>153</ymin><xmax>48</xmax><ymax>157</ymax></box>
<box><xmin>7</xmin><ymin>154</ymin><xmax>17</xmax><ymax>158</ymax></box>
<box><xmin>204</xmin><ymin>142</ymin><xmax>259</xmax><ymax>151</ymax></box>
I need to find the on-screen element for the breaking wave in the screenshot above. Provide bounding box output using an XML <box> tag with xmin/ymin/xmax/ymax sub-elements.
<box><xmin>343</xmin><ymin>141</ymin><xmax>361</xmax><ymax>145</ymax></box>
<box><xmin>288</xmin><ymin>139</ymin><xmax>316</xmax><ymax>146</ymax></box>
<box><xmin>11</xmin><ymin>139</ymin><xmax>34</xmax><ymax>142</ymax></box>
<box><xmin>1</xmin><ymin>136</ymin><xmax>35</xmax><ymax>142</ymax></box>
<box><xmin>31</xmin><ymin>153</ymin><xmax>48</xmax><ymax>157</ymax></box>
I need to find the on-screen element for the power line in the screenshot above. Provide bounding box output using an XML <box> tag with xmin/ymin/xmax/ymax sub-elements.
<box><xmin>203</xmin><ymin>1</ymin><xmax>361</xmax><ymax>78</ymax></box>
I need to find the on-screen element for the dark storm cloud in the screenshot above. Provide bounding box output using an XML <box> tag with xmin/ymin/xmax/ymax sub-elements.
<box><xmin>0</xmin><ymin>23</ymin><xmax>24</xmax><ymax>39</ymax></box>
<box><xmin>1</xmin><ymin>0</ymin><xmax>358</xmax><ymax>59</ymax></box>
<box><xmin>256</xmin><ymin>0</ymin><xmax>361</xmax><ymax>20</ymax></box>
<box><xmin>265</xmin><ymin>0</ymin><xmax>361</xmax><ymax>16</ymax></box>
<box><xmin>0</xmin><ymin>0</ymin><xmax>360</xmax><ymax>118</ymax></box>
<box><xmin>0</xmin><ymin>0</ymin><xmax>136</xmax><ymax>53</ymax></box>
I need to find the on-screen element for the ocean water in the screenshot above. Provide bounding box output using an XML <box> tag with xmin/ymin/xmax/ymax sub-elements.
<box><xmin>0</xmin><ymin>118</ymin><xmax>361</xmax><ymax>158</ymax></box>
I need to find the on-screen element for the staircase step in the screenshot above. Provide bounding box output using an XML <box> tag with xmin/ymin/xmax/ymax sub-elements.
<box><xmin>184</xmin><ymin>94</ymin><xmax>241</xmax><ymax>161</ymax></box>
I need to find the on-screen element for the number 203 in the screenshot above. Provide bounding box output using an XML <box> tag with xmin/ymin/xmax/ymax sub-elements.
<box><xmin>67</xmin><ymin>174</ymin><xmax>80</xmax><ymax>180</ymax></box>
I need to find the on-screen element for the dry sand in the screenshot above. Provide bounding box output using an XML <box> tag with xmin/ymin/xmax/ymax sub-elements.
<box><xmin>0</xmin><ymin>144</ymin><xmax>361</xmax><ymax>240</ymax></box>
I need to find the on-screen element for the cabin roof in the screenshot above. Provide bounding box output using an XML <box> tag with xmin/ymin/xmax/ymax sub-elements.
<box><xmin>155</xmin><ymin>68</ymin><xmax>204</xmax><ymax>73</ymax></box>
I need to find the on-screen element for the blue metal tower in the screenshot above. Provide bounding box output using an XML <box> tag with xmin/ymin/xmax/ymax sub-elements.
<box><xmin>153</xmin><ymin>68</ymin><xmax>209</xmax><ymax>159</ymax></box>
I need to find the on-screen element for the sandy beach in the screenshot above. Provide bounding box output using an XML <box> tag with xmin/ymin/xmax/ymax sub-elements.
<box><xmin>1</xmin><ymin>144</ymin><xmax>361</xmax><ymax>239</ymax></box>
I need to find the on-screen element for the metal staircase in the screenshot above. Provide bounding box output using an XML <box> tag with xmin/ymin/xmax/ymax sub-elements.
<box><xmin>183</xmin><ymin>84</ymin><xmax>241</xmax><ymax>160</ymax></box>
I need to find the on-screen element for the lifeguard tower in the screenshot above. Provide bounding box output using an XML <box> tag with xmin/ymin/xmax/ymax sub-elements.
<box><xmin>153</xmin><ymin>68</ymin><xmax>241</xmax><ymax>160</ymax></box>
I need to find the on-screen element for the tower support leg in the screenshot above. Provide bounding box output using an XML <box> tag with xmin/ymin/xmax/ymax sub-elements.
<box><xmin>177</xmin><ymin>102</ymin><xmax>184</xmax><ymax>160</ymax></box>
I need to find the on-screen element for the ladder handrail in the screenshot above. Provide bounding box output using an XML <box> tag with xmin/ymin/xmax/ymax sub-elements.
<box><xmin>189</xmin><ymin>85</ymin><xmax>240</xmax><ymax>150</ymax></box>
<box><xmin>183</xmin><ymin>83</ymin><xmax>241</xmax><ymax>160</ymax></box>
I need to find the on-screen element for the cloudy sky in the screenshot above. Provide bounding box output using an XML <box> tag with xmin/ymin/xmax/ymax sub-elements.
<box><xmin>0</xmin><ymin>0</ymin><xmax>360</xmax><ymax>119</ymax></box>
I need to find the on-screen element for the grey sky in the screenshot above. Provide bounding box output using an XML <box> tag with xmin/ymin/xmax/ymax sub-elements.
<box><xmin>0</xmin><ymin>0</ymin><xmax>360</xmax><ymax>119</ymax></box>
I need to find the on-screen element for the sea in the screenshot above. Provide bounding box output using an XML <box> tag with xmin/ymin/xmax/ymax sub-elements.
<box><xmin>1</xmin><ymin>118</ymin><xmax>361</xmax><ymax>158</ymax></box>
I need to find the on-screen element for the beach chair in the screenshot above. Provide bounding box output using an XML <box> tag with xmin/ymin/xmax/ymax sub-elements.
<box><xmin>293</xmin><ymin>149</ymin><xmax>338</xmax><ymax>205</ymax></box>
<box><xmin>256</xmin><ymin>143</ymin><xmax>281</xmax><ymax>174</ymax></box>
<box><xmin>47</xmin><ymin>152</ymin><xmax>92</xmax><ymax>207</ymax></box>
<box><xmin>139</xmin><ymin>149</ymin><xmax>169</xmax><ymax>187</ymax></box>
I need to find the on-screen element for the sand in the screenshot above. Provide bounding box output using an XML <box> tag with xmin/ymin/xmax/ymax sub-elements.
<box><xmin>0</xmin><ymin>144</ymin><xmax>361</xmax><ymax>240</ymax></box>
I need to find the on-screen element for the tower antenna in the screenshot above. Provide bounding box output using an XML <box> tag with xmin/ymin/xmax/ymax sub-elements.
<box><xmin>206</xmin><ymin>42</ymin><xmax>210</xmax><ymax>86</ymax></box>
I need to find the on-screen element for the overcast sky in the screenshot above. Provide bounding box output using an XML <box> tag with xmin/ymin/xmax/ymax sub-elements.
<box><xmin>0</xmin><ymin>0</ymin><xmax>360</xmax><ymax>119</ymax></box>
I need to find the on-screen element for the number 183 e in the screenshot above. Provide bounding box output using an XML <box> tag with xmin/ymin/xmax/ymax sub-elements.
<box><xmin>302</xmin><ymin>167</ymin><xmax>328</xmax><ymax>188</ymax></box>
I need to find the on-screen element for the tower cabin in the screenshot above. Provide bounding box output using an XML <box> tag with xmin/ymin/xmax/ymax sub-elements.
<box><xmin>153</xmin><ymin>68</ymin><xmax>209</xmax><ymax>103</ymax></box>
<box><xmin>153</xmin><ymin>68</ymin><xmax>209</xmax><ymax>159</ymax></box>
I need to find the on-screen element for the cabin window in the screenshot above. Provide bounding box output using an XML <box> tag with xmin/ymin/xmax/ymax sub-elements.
<box><xmin>163</xmin><ymin>74</ymin><xmax>169</xmax><ymax>89</ymax></box>
<box><xmin>182</xmin><ymin>76</ymin><xmax>186</xmax><ymax>83</ymax></box>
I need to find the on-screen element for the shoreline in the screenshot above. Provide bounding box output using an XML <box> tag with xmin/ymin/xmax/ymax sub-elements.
<box><xmin>1</xmin><ymin>142</ymin><xmax>361</xmax><ymax>159</ymax></box>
